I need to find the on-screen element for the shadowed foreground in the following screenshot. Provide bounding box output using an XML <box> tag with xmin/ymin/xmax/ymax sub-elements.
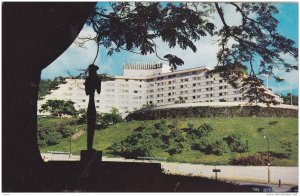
<box><xmin>40</xmin><ymin>161</ymin><xmax>250</xmax><ymax>192</ymax></box>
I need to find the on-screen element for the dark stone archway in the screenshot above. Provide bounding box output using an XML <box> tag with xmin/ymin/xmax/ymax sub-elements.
<box><xmin>2</xmin><ymin>3</ymin><xmax>95</xmax><ymax>191</ymax></box>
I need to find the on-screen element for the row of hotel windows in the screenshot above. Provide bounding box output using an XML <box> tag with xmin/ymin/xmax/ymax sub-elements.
<box><xmin>147</xmin><ymin>73</ymin><xmax>219</xmax><ymax>81</ymax></box>
<box><xmin>147</xmin><ymin>86</ymin><xmax>243</xmax><ymax>94</ymax></box>
<box><xmin>62</xmin><ymin>86</ymin><xmax>241</xmax><ymax>99</ymax></box>
<box><xmin>76</xmin><ymin>104</ymin><xmax>138</xmax><ymax>111</ymax></box>
<box><xmin>147</xmin><ymin>96</ymin><xmax>243</xmax><ymax>104</ymax></box>
<box><xmin>62</xmin><ymin>86</ymin><xmax>234</xmax><ymax>97</ymax></box>
<box><xmin>148</xmin><ymin>92</ymin><xmax>242</xmax><ymax>99</ymax></box>
<box><xmin>148</xmin><ymin>87</ymin><xmax>241</xmax><ymax>94</ymax></box>
<box><xmin>64</xmin><ymin>78</ymin><xmax>225</xmax><ymax>93</ymax></box>
<box><xmin>149</xmin><ymin>79</ymin><xmax>224</xmax><ymax>86</ymax></box>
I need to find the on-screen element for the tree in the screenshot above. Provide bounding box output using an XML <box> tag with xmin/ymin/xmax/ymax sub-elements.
<box><xmin>39</xmin><ymin>100</ymin><xmax>78</xmax><ymax>118</ymax></box>
<box><xmin>282</xmin><ymin>93</ymin><xmax>298</xmax><ymax>106</ymax></box>
<box><xmin>225</xmin><ymin>132</ymin><xmax>249</xmax><ymax>153</ymax></box>
<box><xmin>208</xmin><ymin>139</ymin><xmax>230</xmax><ymax>156</ymax></box>
<box><xmin>77</xmin><ymin>2</ymin><xmax>297</xmax><ymax>105</ymax></box>
<box><xmin>97</xmin><ymin>107</ymin><xmax>123</xmax><ymax>128</ymax></box>
<box><xmin>38</xmin><ymin>77</ymin><xmax>66</xmax><ymax>100</ymax></box>
<box><xmin>77</xmin><ymin>108</ymin><xmax>88</xmax><ymax>124</ymax></box>
<box><xmin>279</xmin><ymin>138</ymin><xmax>293</xmax><ymax>158</ymax></box>
<box><xmin>188</xmin><ymin>123</ymin><xmax>214</xmax><ymax>139</ymax></box>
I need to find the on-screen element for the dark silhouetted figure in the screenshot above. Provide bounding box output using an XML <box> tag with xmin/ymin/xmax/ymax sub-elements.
<box><xmin>85</xmin><ymin>64</ymin><xmax>101</xmax><ymax>151</ymax></box>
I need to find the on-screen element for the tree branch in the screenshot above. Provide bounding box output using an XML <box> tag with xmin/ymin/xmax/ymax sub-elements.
<box><xmin>214</xmin><ymin>3</ymin><xmax>229</xmax><ymax>29</ymax></box>
<box><xmin>149</xmin><ymin>39</ymin><xmax>169</xmax><ymax>62</ymax></box>
<box><xmin>94</xmin><ymin>11</ymin><xmax>111</xmax><ymax>19</ymax></box>
<box><xmin>230</xmin><ymin>3</ymin><xmax>274</xmax><ymax>36</ymax></box>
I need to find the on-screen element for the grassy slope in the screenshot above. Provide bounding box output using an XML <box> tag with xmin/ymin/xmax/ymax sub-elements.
<box><xmin>39</xmin><ymin>117</ymin><xmax>298</xmax><ymax>166</ymax></box>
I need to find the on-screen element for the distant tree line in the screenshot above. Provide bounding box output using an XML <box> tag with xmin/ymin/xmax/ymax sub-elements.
<box><xmin>39</xmin><ymin>74</ymin><xmax>114</xmax><ymax>100</ymax></box>
<box><xmin>38</xmin><ymin>77</ymin><xmax>66</xmax><ymax>99</ymax></box>
<box><xmin>282</xmin><ymin>93</ymin><xmax>298</xmax><ymax>106</ymax></box>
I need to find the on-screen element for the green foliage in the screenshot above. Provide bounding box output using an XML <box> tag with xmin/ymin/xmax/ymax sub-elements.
<box><xmin>37</xmin><ymin>118</ymin><xmax>78</xmax><ymax>147</ymax></box>
<box><xmin>168</xmin><ymin>142</ymin><xmax>185</xmax><ymax>155</ymax></box>
<box><xmin>38</xmin><ymin>77</ymin><xmax>66</xmax><ymax>99</ymax></box>
<box><xmin>279</xmin><ymin>138</ymin><xmax>293</xmax><ymax>158</ymax></box>
<box><xmin>39</xmin><ymin>117</ymin><xmax>298</xmax><ymax>166</ymax></box>
<box><xmin>126</xmin><ymin>106</ymin><xmax>298</xmax><ymax>120</ymax></box>
<box><xmin>97</xmin><ymin>107</ymin><xmax>123</xmax><ymax>128</ymax></box>
<box><xmin>77</xmin><ymin>109</ymin><xmax>88</xmax><ymax>124</ymax></box>
<box><xmin>190</xmin><ymin>124</ymin><xmax>213</xmax><ymax>138</ymax></box>
<box><xmin>282</xmin><ymin>93</ymin><xmax>298</xmax><ymax>106</ymax></box>
<box><xmin>84</xmin><ymin>2</ymin><xmax>297</xmax><ymax>104</ymax></box>
<box><xmin>187</xmin><ymin>123</ymin><xmax>214</xmax><ymax>150</ymax></box>
<box><xmin>167</xmin><ymin>129</ymin><xmax>187</xmax><ymax>155</ymax></box>
<box><xmin>109</xmin><ymin>119</ymin><xmax>187</xmax><ymax>158</ymax></box>
<box><xmin>206</xmin><ymin>139</ymin><xmax>230</xmax><ymax>156</ymax></box>
<box><xmin>110</xmin><ymin>125</ymin><xmax>159</xmax><ymax>158</ymax></box>
<box><xmin>225</xmin><ymin>132</ymin><xmax>249</xmax><ymax>153</ymax></box>
<box><xmin>39</xmin><ymin>99</ymin><xmax>78</xmax><ymax>117</ymax></box>
<box><xmin>230</xmin><ymin>154</ymin><xmax>269</xmax><ymax>166</ymax></box>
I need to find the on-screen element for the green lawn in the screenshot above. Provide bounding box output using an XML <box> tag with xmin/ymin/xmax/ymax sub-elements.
<box><xmin>39</xmin><ymin>117</ymin><xmax>298</xmax><ymax>166</ymax></box>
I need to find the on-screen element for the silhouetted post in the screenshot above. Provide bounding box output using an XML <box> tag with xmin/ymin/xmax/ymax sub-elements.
<box><xmin>85</xmin><ymin>64</ymin><xmax>101</xmax><ymax>151</ymax></box>
<box><xmin>264</xmin><ymin>135</ymin><xmax>271</xmax><ymax>184</ymax></box>
<box><xmin>69</xmin><ymin>135</ymin><xmax>72</xmax><ymax>158</ymax></box>
<box><xmin>213</xmin><ymin>167</ymin><xmax>221</xmax><ymax>181</ymax></box>
<box><xmin>80</xmin><ymin>64</ymin><xmax>102</xmax><ymax>164</ymax></box>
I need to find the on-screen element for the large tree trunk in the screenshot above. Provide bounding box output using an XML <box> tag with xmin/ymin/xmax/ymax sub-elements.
<box><xmin>2</xmin><ymin>3</ymin><xmax>95</xmax><ymax>191</ymax></box>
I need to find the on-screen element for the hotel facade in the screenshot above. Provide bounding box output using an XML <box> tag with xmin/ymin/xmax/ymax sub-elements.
<box><xmin>38</xmin><ymin>62</ymin><xmax>283</xmax><ymax>117</ymax></box>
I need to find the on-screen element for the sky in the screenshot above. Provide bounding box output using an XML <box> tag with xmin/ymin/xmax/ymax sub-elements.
<box><xmin>41</xmin><ymin>2</ymin><xmax>299</xmax><ymax>95</ymax></box>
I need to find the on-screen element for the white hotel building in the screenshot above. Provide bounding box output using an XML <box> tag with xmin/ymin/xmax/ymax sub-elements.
<box><xmin>38</xmin><ymin>62</ymin><xmax>283</xmax><ymax>117</ymax></box>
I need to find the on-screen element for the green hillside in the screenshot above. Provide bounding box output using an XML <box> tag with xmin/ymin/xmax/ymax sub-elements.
<box><xmin>39</xmin><ymin>117</ymin><xmax>298</xmax><ymax>166</ymax></box>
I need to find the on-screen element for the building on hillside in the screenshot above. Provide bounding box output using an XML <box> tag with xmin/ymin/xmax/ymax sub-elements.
<box><xmin>38</xmin><ymin>62</ymin><xmax>283</xmax><ymax>117</ymax></box>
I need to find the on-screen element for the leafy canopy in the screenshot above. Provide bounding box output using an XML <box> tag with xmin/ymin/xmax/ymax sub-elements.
<box><xmin>79</xmin><ymin>2</ymin><xmax>297</xmax><ymax>104</ymax></box>
<box><xmin>39</xmin><ymin>99</ymin><xmax>78</xmax><ymax>117</ymax></box>
<box><xmin>38</xmin><ymin>77</ymin><xmax>66</xmax><ymax>100</ymax></box>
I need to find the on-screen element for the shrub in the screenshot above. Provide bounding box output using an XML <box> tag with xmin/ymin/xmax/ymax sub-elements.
<box><xmin>206</xmin><ymin>139</ymin><xmax>230</xmax><ymax>156</ymax></box>
<box><xmin>37</xmin><ymin>118</ymin><xmax>76</xmax><ymax>147</ymax></box>
<box><xmin>168</xmin><ymin>142</ymin><xmax>185</xmax><ymax>155</ymax></box>
<box><xmin>225</xmin><ymin>132</ymin><xmax>249</xmax><ymax>153</ymax></box>
<box><xmin>97</xmin><ymin>108</ymin><xmax>123</xmax><ymax>128</ymax></box>
<box><xmin>230</xmin><ymin>154</ymin><xmax>269</xmax><ymax>165</ymax></box>
<box><xmin>109</xmin><ymin>124</ymin><xmax>161</xmax><ymax>158</ymax></box>
<box><xmin>279</xmin><ymin>138</ymin><xmax>293</xmax><ymax>158</ymax></box>
<box><xmin>188</xmin><ymin>123</ymin><xmax>213</xmax><ymax>139</ymax></box>
<box><xmin>39</xmin><ymin>99</ymin><xmax>78</xmax><ymax>117</ymax></box>
<box><xmin>77</xmin><ymin>109</ymin><xmax>88</xmax><ymax>124</ymax></box>
<box><xmin>46</xmin><ymin>131</ymin><xmax>62</xmax><ymax>145</ymax></box>
<box><xmin>197</xmin><ymin>139</ymin><xmax>210</xmax><ymax>151</ymax></box>
<box><xmin>109</xmin><ymin>120</ymin><xmax>189</xmax><ymax>158</ymax></box>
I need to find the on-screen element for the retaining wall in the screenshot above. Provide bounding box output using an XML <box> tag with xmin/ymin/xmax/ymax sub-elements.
<box><xmin>127</xmin><ymin>104</ymin><xmax>298</xmax><ymax>120</ymax></box>
<box><xmin>161</xmin><ymin>163</ymin><xmax>298</xmax><ymax>185</ymax></box>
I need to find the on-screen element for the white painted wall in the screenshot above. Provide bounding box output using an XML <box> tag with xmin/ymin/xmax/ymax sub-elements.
<box><xmin>161</xmin><ymin>163</ymin><xmax>298</xmax><ymax>185</ymax></box>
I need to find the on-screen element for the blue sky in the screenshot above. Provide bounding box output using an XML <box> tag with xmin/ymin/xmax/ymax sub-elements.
<box><xmin>41</xmin><ymin>2</ymin><xmax>298</xmax><ymax>95</ymax></box>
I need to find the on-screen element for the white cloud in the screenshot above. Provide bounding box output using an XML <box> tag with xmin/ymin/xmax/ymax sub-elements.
<box><xmin>42</xmin><ymin>26</ymin><xmax>99</xmax><ymax>78</ymax></box>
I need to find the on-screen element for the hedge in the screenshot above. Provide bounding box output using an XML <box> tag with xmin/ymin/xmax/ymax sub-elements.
<box><xmin>126</xmin><ymin>106</ymin><xmax>298</xmax><ymax>120</ymax></box>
